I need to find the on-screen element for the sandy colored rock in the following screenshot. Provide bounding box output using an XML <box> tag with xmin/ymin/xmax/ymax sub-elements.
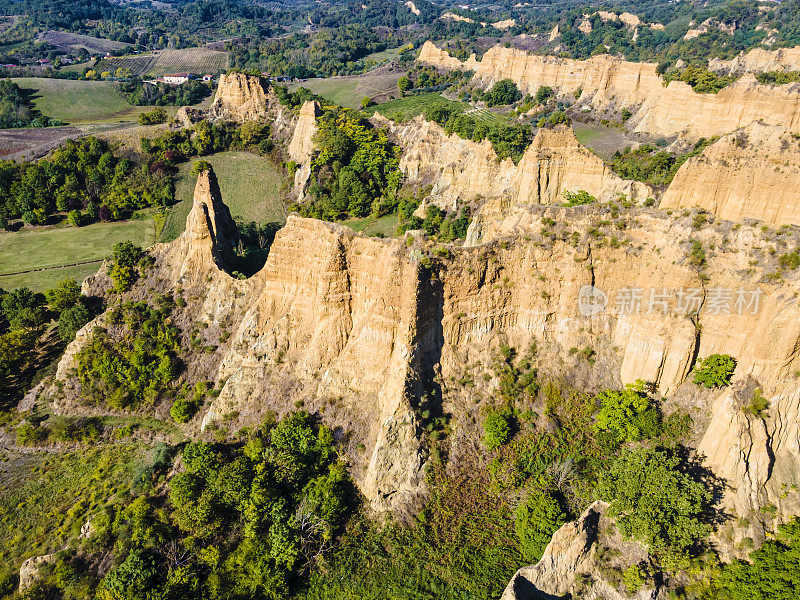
<box><xmin>660</xmin><ymin>122</ymin><xmax>800</xmax><ymax>226</ymax></box>
<box><xmin>501</xmin><ymin>501</ymin><xmax>658</xmax><ymax>600</ymax></box>
<box><xmin>19</xmin><ymin>554</ymin><xmax>56</xmax><ymax>592</ymax></box>
<box><xmin>209</xmin><ymin>72</ymin><xmax>268</xmax><ymax>122</ymax></box>
<box><xmin>379</xmin><ymin>116</ymin><xmax>652</xmax><ymax>211</ymax></box>
<box><xmin>161</xmin><ymin>167</ymin><xmax>238</xmax><ymax>282</ymax></box>
<box><xmin>711</xmin><ymin>46</ymin><xmax>800</xmax><ymax>74</ymax></box>
<box><xmin>288</xmin><ymin>100</ymin><xmax>321</xmax><ymax>192</ymax></box>
<box><xmin>418</xmin><ymin>41</ymin><xmax>800</xmax><ymax>140</ymax></box>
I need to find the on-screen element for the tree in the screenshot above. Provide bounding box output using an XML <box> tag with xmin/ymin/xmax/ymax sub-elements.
<box><xmin>483</xmin><ymin>408</ymin><xmax>514</xmax><ymax>450</ymax></box>
<box><xmin>693</xmin><ymin>354</ymin><xmax>736</xmax><ymax>388</ymax></box>
<box><xmin>108</xmin><ymin>242</ymin><xmax>148</xmax><ymax>292</ymax></box>
<box><xmin>103</xmin><ymin>549</ymin><xmax>157</xmax><ymax>599</ymax></box>
<box><xmin>398</xmin><ymin>75</ymin><xmax>411</xmax><ymax>94</ymax></box>
<box><xmin>515</xmin><ymin>488</ymin><xmax>568</xmax><ymax>561</ymax></box>
<box><xmin>486</xmin><ymin>79</ymin><xmax>521</xmax><ymax>107</ymax></box>
<box><xmin>67</xmin><ymin>209</ymin><xmax>82</xmax><ymax>226</ymax></box>
<box><xmin>58</xmin><ymin>303</ymin><xmax>91</xmax><ymax>342</ymax></box>
<box><xmin>598</xmin><ymin>446</ymin><xmax>711</xmax><ymax>554</ymax></box>
<box><xmin>594</xmin><ymin>383</ymin><xmax>659</xmax><ymax>445</ymax></box>
<box><xmin>46</xmin><ymin>278</ymin><xmax>81</xmax><ymax>314</ymax></box>
<box><xmin>1</xmin><ymin>288</ymin><xmax>47</xmax><ymax>330</ymax></box>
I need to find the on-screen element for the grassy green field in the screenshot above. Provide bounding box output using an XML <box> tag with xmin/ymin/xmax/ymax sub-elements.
<box><xmin>160</xmin><ymin>151</ymin><xmax>286</xmax><ymax>242</ymax></box>
<box><xmin>0</xmin><ymin>445</ymin><xmax>144</xmax><ymax>569</ymax></box>
<box><xmin>12</xmin><ymin>78</ymin><xmax>150</xmax><ymax>124</ymax></box>
<box><xmin>294</xmin><ymin>77</ymin><xmax>366</xmax><ymax>109</ymax></box>
<box><xmin>344</xmin><ymin>214</ymin><xmax>399</xmax><ymax>237</ymax></box>
<box><xmin>369</xmin><ymin>92</ymin><xmax>470</xmax><ymax>122</ymax></box>
<box><xmin>0</xmin><ymin>219</ymin><xmax>154</xmax><ymax>291</ymax></box>
<box><xmin>363</xmin><ymin>46</ymin><xmax>402</xmax><ymax>63</ymax></box>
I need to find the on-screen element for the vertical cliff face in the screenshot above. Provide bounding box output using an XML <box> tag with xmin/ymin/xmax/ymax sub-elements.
<box><xmin>418</xmin><ymin>41</ymin><xmax>800</xmax><ymax>140</ymax></box>
<box><xmin>378</xmin><ymin>116</ymin><xmax>652</xmax><ymax>211</ymax></box>
<box><xmin>161</xmin><ymin>167</ymin><xmax>238</xmax><ymax>282</ymax></box>
<box><xmin>660</xmin><ymin>122</ymin><xmax>800</xmax><ymax>226</ymax></box>
<box><xmin>513</xmin><ymin>125</ymin><xmax>652</xmax><ymax>204</ymax></box>
<box><xmin>209</xmin><ymin>72</ymin><xmax>269</xmax><ymax>122</ymax></box>
<box><xmin>287</xmin><ymin>100</ymin><xmax>321</xmax><ymax>192</ymax></box>
<box><xmin>710</xmin><ymin>46</ymin><xmax>800</xmax><ymax>74</ymax></box>
<box><xmin>53</xmin><ymin>163</ymin><xmax>800</xmax><ymax>523</ymax></box>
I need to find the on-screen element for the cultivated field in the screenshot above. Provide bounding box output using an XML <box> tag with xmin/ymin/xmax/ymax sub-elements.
<box><xmin>93</xmin><ymin>54</ymin><xmax>158</xmax><ymax>77</ymax></box>
<box><xmin>37</xmin><ymin>30</ymin><xmax>129</xmax><ymax>53</ymax></box>
<box><xmin>0</xmin><ymin>219</ymin><xmax>155</xmax><ymax>291</ymax></box>
<box><xmin>12</xmin><ymin>78</ymin><xmax>149</xmax><ymax>124</ymax></box>
<box><xmin>370</xmin><ymin>92</ymin><xmax>468</xmax><ymax>122</ymax></box>
<box><xmin>292</xmin><ymin>70</ymin><xmax>402</xmax><ymax>109</ymax></box>
<box><xmin>160</xmin><ymin>152</ymin><xmax>286</xmax><ymax>242</ymax></box>
<box><xmin>146</xmin><ymin>48</ymin><xmax>229</xmax><ymax>77</ymax></box>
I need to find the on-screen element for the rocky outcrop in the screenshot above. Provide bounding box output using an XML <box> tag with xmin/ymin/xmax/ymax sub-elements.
<box><xmin>287</xmin><ymin>100</ymin><xmax>321</xmax><ymax>192</ymax></box>
<box><xmin>710</xmin><ymin>46</ymin><xmax>800</xmax><ymax>74</ymax></box>
<box><xmin>52</xmin><ymin>168</ymin><xmax>800</xmax><ymax>520</ymax></box>
<box><xmin>378</xmin><ymin>116</ymin><xmax>652</xmax><ymax>211</ymax></box>
<box><xmin>699</xmin><ymin>377</ymin><xmax>800</xmax><ymax>555</ymax></box>
<box><xmin>501</xmin><ymin>501</ymin><xmax>658</xmax><ymax>600</ymax></box>
<box><xmin>209</xmin><ymin>72</ymin><xmax>268</xmax><ymax>122</ymax></box>
<box><xmin>161</xmin><ymin>167</ymin><xmax>238</xmax><ymax>281</ymax></box>
<box><xmin>418</xmin><ymin>41</ymin><xmax>800</xmax><ymax>139</ymax></box>
<box><xmin>660</xmin><ymin>122</ymin><xmax>800</xmax><ymax>226</ymax></box>
<box><xmin>19</xmin><ymin>554</ymin><xmax>56</xmax><ymax>592</ymax></box>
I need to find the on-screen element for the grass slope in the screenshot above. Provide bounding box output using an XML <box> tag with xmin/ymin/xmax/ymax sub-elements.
<box><xmin>0</xmin><ymin>219</ymin><xmax>154</xmax><ymax>291</ymax></box>
<box><xmin>370</xmin><ymin>92</ymin><xmax>470</xmax><ymax>122</ymax></box>
<box><xmin>160</xmin><ymin>151</ymin><xmax>286</xmax><ymax>242</ymax></box>
<box><xmin>0</xmin><ymin>445</ymin><xmax>143</xmax><ymax>568</ymax></box>
<box><xmin>11</xmin><ymin>78</ymin><xmax>148</xmax><ymax>124</ymax></box>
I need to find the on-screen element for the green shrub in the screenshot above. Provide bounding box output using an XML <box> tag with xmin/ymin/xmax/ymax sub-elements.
<box><xmin>108</xmin><ymin>242</ymin><xmax>151</xmax><ymax>293</ymax></box>
<box><xmin>483</xmin><ymin>408</ymin><xmax>515</xmax><ymax>450</ymax></box>
<box><xmin>515</xmin><ymin>488</ymin><xmax>567</xmax><ymax>561</ymax></box>
<box><xmin>563</xmin><ymin>190</ymin><xmax>596</xmax><ymax>207</ymax></box>
<box><xmin>598</xmin><ymin>446</ymin><xmax>711</xmax><ymax>553</ymax></box>
<box><xmin>486</xmin><ymin>79</ymin><xmax>521</xmax><ymax>107</ymax></box>
<box><xmin>742</xmin><ymin>388</ymin><xmax>769</xmax><ymax>417</ymax></box>
<box><xmin>58</xmin><ymin>303</ymin><xmax>92</xmax><ymax>342</ymax></box>
<box><xmin>692</xmin><ymin>354</ymin><xmax>736</xmax><ymax>388</ymax></box>
<box><xmin>594</xmin><ymin>383</ymin><xmax>660</xmax><ymax>445</ymax></box>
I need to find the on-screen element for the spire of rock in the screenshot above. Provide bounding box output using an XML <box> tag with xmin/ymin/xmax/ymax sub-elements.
<box><xmin>209</xmin><ymin>72</ymin><xmax>268</xmax><ymax>122</ymax></box>
<box><xmin>185</xmin><ymin>166</ymin><xmax>237</xmax><ymax>269</ymax></box>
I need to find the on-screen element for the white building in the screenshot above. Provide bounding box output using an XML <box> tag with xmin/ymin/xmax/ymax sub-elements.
<box><xmin>163</xmin><ymin>72</ymin><xmax>190</xmax><ymax>85</ymax></box>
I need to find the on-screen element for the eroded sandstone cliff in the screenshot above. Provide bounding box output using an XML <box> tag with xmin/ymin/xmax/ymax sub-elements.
<box><xmin>53</xmin><ymin>167</ymin><xmax>800</xmax><ymax>526</ymax></box>
<box><xmin>418</xmin><ymin>41</ymin><xmax>800</xmax><ymax>139</ymax></box>
<box><xmin>710</xmin><ymin>46</ymin><xmax>800</xmax><ymax>74</ymax></box>
<box><xmin>287</xmin><ymin>99</ymin><xmax>321</xmax><ymax>192</ymax></box>
<box><xmin>209</xmin><ymin>72</ymin><xmax>269</xmax><ymax>122</ymax></box>
<box><xmin>660</xmin><ymin>122</ymin><xmax>800</xmax><ymax>226</ymax></box>
<box><xmin>377</xmin><ymin>116</ymin><xmax>652</xmax><ymax>210</ymax></box>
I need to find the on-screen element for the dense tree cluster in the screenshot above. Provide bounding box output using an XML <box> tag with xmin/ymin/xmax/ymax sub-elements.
<box><xmin>301</xmin><ymin>106</ymin><xmax>401</xmax><ymax>220</ymax></box>
<box><xmin>0</xmin><ymin>278</ymin><xmax>92</xmax><ymax>407</ymax></box>
<box><xmin>0</xmin><ymin>79</ymin><xmax>60</xmax><ymax>128</ymax></box>
<box><xmin>76</xmin><ymin>298</ymin><xmax>179</xmax><ymax>409</ymax></box>
<box><xmin>118</xmin><ymin>78</ymin><xmax>213</xmax><ymax>106</ymax></box>
<box><xmin>609</xmin><ymin>138</ymin><xmax>714</xmax><ymax>187</ymax></box>
<box><xmin>17</xmin><ymin>413</ymin><xmax>352</xmax><ymax>600</ymax></box>
<box><xmin>0</xmin><ymin>136</ymin><xmax>171</xmax><ymax>227</ymax></box>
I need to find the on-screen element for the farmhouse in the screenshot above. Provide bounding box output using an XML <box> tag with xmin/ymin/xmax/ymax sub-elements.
<box><xmin>164</xmin><ymin>72</ymin><xmax>191</xmax><ymax>84</ymax></box>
